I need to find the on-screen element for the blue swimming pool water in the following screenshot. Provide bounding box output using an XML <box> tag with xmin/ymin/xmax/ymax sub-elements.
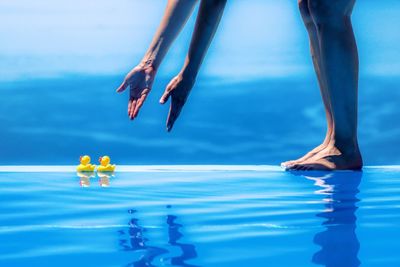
<box><xmin>1</xmin><ymin>166</ymin><xmax>399</xmax><ymax>267</ymax></box>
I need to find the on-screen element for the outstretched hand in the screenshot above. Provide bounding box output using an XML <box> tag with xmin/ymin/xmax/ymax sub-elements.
<box><xmin>116</xmin><ymin>64</ymin><xmax>156</xmax><ymax>120</ymax></box>
<box><xmin>159</xmin><ymin>74</ymin><xmax>194</xmax><ymax>132</ymax></box>
<box><xmin>116</xmin><ymin>65</ymin><xmax>194</xmax><ymax>132</ymax></box>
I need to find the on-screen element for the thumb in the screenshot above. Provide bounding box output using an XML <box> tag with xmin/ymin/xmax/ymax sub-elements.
<box><xmin>159</xmin><ymin>89</ymin><xmax>172</xmax><ymax>104</ymax></box>
<box><xmin>116</xmin><ymin>80</ymin><xmax>128</xmax><ymax>93</ymax></box>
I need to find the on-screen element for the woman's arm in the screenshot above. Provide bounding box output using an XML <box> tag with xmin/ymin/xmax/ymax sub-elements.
<box><xmin>159</xmin><ymin>0</ymin><xmax>227</xmax><ymax>131</ymax></box>
<box><xmin>117</xmin><ymin>0</ymin><xmax>198</xmax><ymax>120</ymax></box>
<box><xmin>141</xmin><ymin>0</ymin><xmax>199</xmax><ymax>70</ymax></box>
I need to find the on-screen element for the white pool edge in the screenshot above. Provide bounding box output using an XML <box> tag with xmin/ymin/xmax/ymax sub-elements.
<box><xmin>0</xmin><ymin>165</ymin><xmax>398</xmax><ymax>173</ymax></box>
<box><xmin>0</xmin><ymin>165</ymin><xmax>283</xmax><ymax>172</ymax></box>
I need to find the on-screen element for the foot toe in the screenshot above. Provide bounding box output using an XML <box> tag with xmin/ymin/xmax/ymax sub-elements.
<box><xmin>303</xmin><ymin>165</ymin><xmax>313</xmax><ymax>171</ymax></box>
<box><xmin>281</xmin><ymin>161</ymin><xmax>297</xmax><ymax>169</ymax></box>
<box><xmin>298</xmin><ymin>165</ymin><xmax>308</xmax><ymax>171</ymax></box>
<box><xmin>281</xmin><ymin>160</ymin><xmax>296</xmax><ymax>166</ymax></box>
<box><xmin>286</xmin><ymin>164</ymin><xmax>299</xmax><ymax>171</ymax></box>
<box><xmin>286</xmin><ymin>163</ymin><xmax>313</xmax><ymax>171</ymax></box>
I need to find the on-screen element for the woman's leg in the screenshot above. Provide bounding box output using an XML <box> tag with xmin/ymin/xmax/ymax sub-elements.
<box><xmin>282</xmin><ymin>0</ymin><xmax>333</xmax><ymax>167</ymax></box>
<box><xmin>288</xmin><ymin>0</ymin><xmax>362</xmax><ymax>170</ymax></box>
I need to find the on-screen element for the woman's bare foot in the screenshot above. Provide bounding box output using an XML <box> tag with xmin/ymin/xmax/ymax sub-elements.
<box><xmin>286</xmin><ymin>144</ymin><xmax>363</xmax><ymax>171</ymax></box>
<box><xmin>281</xmin><ymin>143</ymin><xmax>327</xmax><ymax>168</ymax></box>
<box><xmin>282</xmin><ymin>130</ymin><xmax>333</xmax><ymax>168</ymax></box>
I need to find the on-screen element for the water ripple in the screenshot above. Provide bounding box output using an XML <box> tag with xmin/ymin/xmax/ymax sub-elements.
<box><xmin>0</xmin><ymin>168</ymin><xmax>400</xmax><ymax>266</ymax></box>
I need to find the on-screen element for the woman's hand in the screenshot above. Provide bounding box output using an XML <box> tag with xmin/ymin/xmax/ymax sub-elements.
<box><xmin>159</xmin><ymin>73</ymin><xmax>195</xmax><ymax>132</ymax></box>
<box><xmin>116</xmin><ymin>63</ymin><xmax>156</xmax><ymax>120</ymax></box>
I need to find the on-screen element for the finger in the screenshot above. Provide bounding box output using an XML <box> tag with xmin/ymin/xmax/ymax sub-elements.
<box><xmin>129</xmin><ymin>99</ymin><xmax>137</xmax><ymax>120</ymax></box>
<box><xmin>133</xmin><ymin>93</ymin><xmax>148</xmax><ymax>118</ymax></box>
<box><xmin>128</xmin><ymin>99</ymin><xmax>132</xmax><ymax>116</ymax></box>
<box><xmin>129</xmin><ymin>86</ymin><xmax>138</xmax><ymax>119</ymax></box>
<box><xmin>159</xmin><ymin>90</ymin><xmax>172</xmax><ymax>104</ymax></box>
<box><xmin>166</xmin><ymin>99</ymin><xmax>184</xmax><ymax>132</ymax></box>
<box><xmin>160</xmin><ymin>79</ymin><xmax>176</xmax><ymax>104</ymax></box>
<box><xmin>116</xmin><ymin>80</ymin><xmax>128</xmax><ymax>93</ymax></box>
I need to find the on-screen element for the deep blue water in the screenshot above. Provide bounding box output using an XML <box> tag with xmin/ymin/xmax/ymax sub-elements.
<box><xmin>1</xmin><ymin>167</ymin><xmax>399</xmax><ymax>266</ymax></box>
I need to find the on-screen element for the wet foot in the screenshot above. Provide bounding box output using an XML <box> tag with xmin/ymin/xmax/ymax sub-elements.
<box><xmin>285</xmin><ymin>145</ymin><xmax>363</xmax><ymax>171</ymax></box>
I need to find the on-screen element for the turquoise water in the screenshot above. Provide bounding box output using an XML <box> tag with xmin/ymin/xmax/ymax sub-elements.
<box><xmin>1</xmin><ymin>167</ymin><xmax>399</xmax><ymax>266</ymax></box>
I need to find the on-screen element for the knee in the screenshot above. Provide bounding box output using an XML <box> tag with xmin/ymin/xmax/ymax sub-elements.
<box><xmin>298</xmin><ymin>0</ymin><xmax>313</xmax><ymax>26</ymax></box>
<box><xmin>308</xmin><ymin>0</ymin><xmax>349</xmax><ymax>27</ymax></box>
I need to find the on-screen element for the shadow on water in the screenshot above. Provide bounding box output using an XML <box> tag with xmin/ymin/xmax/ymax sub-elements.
<box><xmin>118</xmin><ymin>206</ymin><xmax>199</xmax><ymax>267</ymax></box>
<box><xmin>298</xmin><ymin>171</ymin><xmax>362</xmax><ymax>267</ymax></box>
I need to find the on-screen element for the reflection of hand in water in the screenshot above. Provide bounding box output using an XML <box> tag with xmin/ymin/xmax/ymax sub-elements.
<box><xmin>166</xmin><ymin>206</ymin><xmax>198</xmax><ymax>267</ymax></box>
<box><xmin>302</xmin><ymin>171</ymin><xmax>362</xmax><ymax>267</ymax></box>
<box><xmin>119</xmin><ymin>207</ymin><xmax>198</xmax><ymax>267</ymax></box>
<box><xmin>120</xmin><ymin>209</ymin><xmax>168</xmax><ymax>267</ymax></box>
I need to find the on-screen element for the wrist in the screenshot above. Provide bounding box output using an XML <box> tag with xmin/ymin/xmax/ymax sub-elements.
<box><xmin>180</xmin><ymin>60</ymin><xmax>198</xmax><ymax>83</ymax></box>
<box><xmin>140</xmin><ymin>57</ymin><xmax>158</xmax><ymax>72</ymax></box>
<box><xmin>179</xmin><ymin>68</ymin><xmax>197</xmax><ymax>84</ymax></box>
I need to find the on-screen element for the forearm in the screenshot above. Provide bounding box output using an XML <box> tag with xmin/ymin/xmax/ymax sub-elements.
<box><xmin>141</xmin><ymin>0</ymin><xmax>198</xmax><ymax>70</ymax></box>
<box><xmin>181</xmin><ymin>0</ymin><xmax>227</xmax><ymax>79</ymax></box>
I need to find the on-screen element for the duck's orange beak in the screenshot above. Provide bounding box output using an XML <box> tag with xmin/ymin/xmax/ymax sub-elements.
<box><xmin>99</xmin><ymin>157</ymin><xmax>102</xmax><ymax>163</ymax></box>
<box><xmin>80</xmin><ymin>156</ymin><xmax>82</xmax><ymax>161</ymax></box>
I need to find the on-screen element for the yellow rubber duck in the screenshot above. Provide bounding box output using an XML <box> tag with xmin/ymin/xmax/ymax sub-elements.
<box><xmin>76</xmin><ymin>155</ymin><xmax>96</xmax><ymax>172</ymax></box>
<box><xmin>97</xmin><ymin>155</ymin><xmax>116</xmax><ymax>172</ymax></box>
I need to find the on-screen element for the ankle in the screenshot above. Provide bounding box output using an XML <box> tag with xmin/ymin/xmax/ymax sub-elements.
<box><xmin>327</xmin><ymin>136</ymin><xmax>360</xmax><ymax>155</ymax></box>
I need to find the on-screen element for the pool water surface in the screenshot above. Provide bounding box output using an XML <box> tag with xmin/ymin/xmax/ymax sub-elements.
<box><xmin>0</xmin><ymin>166</ymin><xmax>399</xmax><ymax>267</ymax></box>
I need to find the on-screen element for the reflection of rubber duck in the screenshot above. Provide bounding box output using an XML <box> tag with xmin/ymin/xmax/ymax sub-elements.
<box><xmin>97</xmin><ymin>156</ymin><xmax>116</xmax><ymax>172</ymax></box>
<box><xmin>97</xmin><ymin>171</ymin><xmax>114</xmax><ymax>187</ymax></box>
<box><xmin>77</xmin><ymin>155</ymin><xmax>96</xmax><ymax>172</ymax></box>
<box><xmin>77</xmin><ymin>171</ymin><xmax>95</xmax><ymax>187</ymax></box>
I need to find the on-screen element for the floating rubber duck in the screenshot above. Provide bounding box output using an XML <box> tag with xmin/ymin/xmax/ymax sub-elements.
<box><xmin>77</xmin><ymin>155</ymin><xmax>96</xmax><ymax>172</ymax></box>
<box><xmin>97</xmin><ymin>155</ymin><xmax>116</xmax><ymax>172</ymax></box>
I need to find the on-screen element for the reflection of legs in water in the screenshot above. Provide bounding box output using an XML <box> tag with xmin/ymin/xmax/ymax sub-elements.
<box><xmin>119</xmin><ymin>209</ymin><xmax>167</xmax><ymax>267</ymax></box>
<box><xmin>306</xmin><ymin>172</ymin><xmax>362</xmax><ymax>267</ymax></box>
<box><xmin>166</xmin><ymin>208</ymin><xmax>198</xmax><ymax>266</ymax></box>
